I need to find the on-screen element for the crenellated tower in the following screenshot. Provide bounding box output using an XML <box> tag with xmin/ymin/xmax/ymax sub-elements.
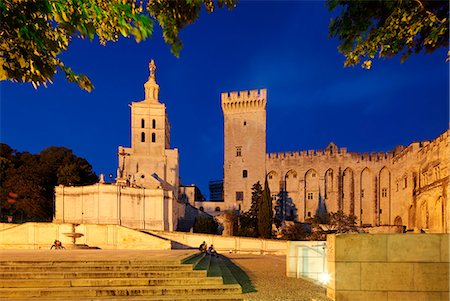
<box><xmin>222</xmin><ymin>89</ymin><xmax>267</xmax><ymax>211</ymax></box>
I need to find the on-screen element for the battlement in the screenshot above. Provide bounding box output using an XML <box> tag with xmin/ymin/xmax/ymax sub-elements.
<box><xmin>266</xmin><ymin>148</ymin><xmax>393</xmax><ymax>162</ymax></box>
<box><xmin>417</xmin><ymin>130</ymin><xmax>449</xmax><ymax>159</ymax></box>
<box><xmin>221</xmin><ymin>89</ymin><xmax>267</xmax><ymax>112</ymax></box>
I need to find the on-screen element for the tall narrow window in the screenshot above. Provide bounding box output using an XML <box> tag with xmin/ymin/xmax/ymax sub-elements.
<box><xmin>243</xmin><ymin>170</ymin><xmax>248</xmax><ymax>178</ymax></box>
<box><xmin>151</xmin><ymin>133</ymin><xmax>156</xmax><ymax>143</ymax></box>
<box><xmin>236</xmin><ymin>191</ymin><xmax>243</xmax><ymax>201</ymax></box>
<box><xmin>361</xmin><ymin>189</ymin><xmax>365</xmax><ymax>198</ymax></box>
<box><xmin>236</xmin><ymin>146</ymin><xmax>242</xmax><ymax>157</ymax></box>
<box><xmin>141</xmin><ymin>132</ymin><xmax>145</xmax><ymax>142</ymax></box>
<box><xmin>141</xmin><ymin>119</ymin><xmax>145</xmax><ymax>128</ymax></box>
<box><xmin>152</xmin><ymin>119</ymin><xmax>156</xmax><ymax>129</ymax></box>
<box><xmin>307</xmin><ymin>192</ymin><xmax>313</xmax><ymax>200</ymax></box>
<box><xmin>381</xmin><ymin>188</ymin><xmax>387</xmax><ymax>198</ymax></box>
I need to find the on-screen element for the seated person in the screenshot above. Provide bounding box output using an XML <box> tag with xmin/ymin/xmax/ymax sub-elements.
<box><xmin>50</xmin><ymin>240</ymin><xmax>65</xmax><ymax>250</ymax></box>
<box><xmin>199</xmin><ymin>241</ymin><xmax>207</xmax><ymax>252</ymax></box>
<box><xmin>207</xmin><ymin>244</ymin><xmax>218</xmax><ymax>257</ymax></box>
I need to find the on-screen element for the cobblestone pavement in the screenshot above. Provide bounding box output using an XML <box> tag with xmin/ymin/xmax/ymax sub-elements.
<box><xmin>226</xmin><ymin>254</ymin><xmax>332</xmax><ymax>301</ymax></box>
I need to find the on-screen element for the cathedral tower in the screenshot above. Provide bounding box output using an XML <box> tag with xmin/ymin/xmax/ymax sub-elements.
<box><xmin>222</xmin><ymin>89</ymin><xmax>267</xmax><ymax>211</ymax></box>
<box><xmin>118</xmin><ymin>60</ymin><xmax>179</xmax><ymax>193</ymax></box>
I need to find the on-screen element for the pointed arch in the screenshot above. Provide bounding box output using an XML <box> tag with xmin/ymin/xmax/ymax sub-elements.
<box><xmin>342</xmin><ymin>167</ymin><xmax>355</xmax><ymax>217</ymax></box>
<box><xmin>419</xmin><ymin>201</ymin><xmax>429</xmax><ymax>230</ymax></box>
<box><xmin>379</xmin><ymin>166</ymin><xmax>391</xmax><ymax>225</ymax></box>
<box><xmin>433</xmin><ymin>196</ymin><xmax>444</xmax><ymax>232</ymax></box>
<box><xmin>394</xmin><ymin>216</ymin><xmax>403</xmax><ymax>226</ymax></box>
<box><xmin>304</xmin><ymin>169</ymin><xmax>319</xmax><ymax>219</ymax></box>
<box><xmin>360</xmin><ymin>167</ymin><xmax>374</xmax><ymax>226</ymax></box>
<box><xmin>324</xmin><ymin>168</ymin><xmax>337</xmax><ymax>213</ymax></box>
<box><xmin>408</xmin><ymin>204</ymin><xmax>415</xmax><ymax>229</ymax></box>
<box><xmin>285</xmin><ymin>169</ymin><xmax>298</xmax><ymax>193</ymax></box>
<box><xmin>267</xmin><ymin>170</ymin><xmax>279</xmax><ymax>195</ymax></box>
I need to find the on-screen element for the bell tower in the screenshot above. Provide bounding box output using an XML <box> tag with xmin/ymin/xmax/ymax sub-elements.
<box><xmin>222</xmin><ymin>89</ymin><xmax>267</xmax><ymax>211</ymax></box>
<box><xmin>117</xmin><ymin>60</ymin><xmax>178</xmax><ymax>192</ymax></box>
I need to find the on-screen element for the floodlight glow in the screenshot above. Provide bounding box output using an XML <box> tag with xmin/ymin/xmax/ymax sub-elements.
<box><xmin>319</xmin><ymin>272</ymin><xmax>331</xmax><ymax>285</ymax></box>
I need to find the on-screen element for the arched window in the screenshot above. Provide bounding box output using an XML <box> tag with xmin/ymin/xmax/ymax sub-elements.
<box><xmin>243</xmin><ymin>170</ymin><xmax>248</xmax><ymax>178</ymax></box>
<box><xmin>151</xmin><ymin>133</ymin><xmax>156</xmax><ymax>143</ymax></box>
<box><xmin>141</xmin><ymin>132</ymin><xmax>145</xmax><ymax>142</ymax></box>
<box><xmin>152</xmin><ymin>119</ymin><xmax>156</xmax><ymax>129</ymax></box>
<box><xmin>215</xmin><ymin>207</ymin><xmax>221</xmax><ymax>212</ymax></box>
<box><xmin>141</xmin><ymin>119</ymin><xmax>145</xmax><ymax>128</ymax></box>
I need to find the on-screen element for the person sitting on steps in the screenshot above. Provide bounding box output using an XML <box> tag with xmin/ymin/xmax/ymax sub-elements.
<box><xmin>207</xmin><ymin>244</ymin><xmax>218</xmax><ymax>258</ymax></box>
<box><xmin>199</xmin><ymin>241</ymin><xmax>207</xmax><ymax>252</ymax></box>
<box><xmin>50</xmin><ymin>240</ymin><xmax>65</xmax><ymax>250</ymax></box>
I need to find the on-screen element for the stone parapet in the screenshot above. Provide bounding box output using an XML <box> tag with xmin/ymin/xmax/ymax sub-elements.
<box><xmin>266</xmin><ymin>149</ymin><xmax>392</xmax><ymax>162</ymax></box>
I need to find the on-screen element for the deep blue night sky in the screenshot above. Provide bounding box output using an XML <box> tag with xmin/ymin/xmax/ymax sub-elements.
<box><xmin>1</xmin><ymin>2</ymin><xmax>448</xmax><ymax>198</ymax></box>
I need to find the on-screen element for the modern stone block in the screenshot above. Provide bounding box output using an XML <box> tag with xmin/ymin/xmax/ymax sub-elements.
<box><xmin>387</xmin><ymin>291</ymin><xmax>443</xmax><ymax>301</ymax></box>
<box><xmin>335</xmin><ymin>234</ymin><xmax>387</xmax><ymax>262</ymax></box>
<box><xmin>387</xmin><ymin>234</ymin><xmax>441</xmax><ymax>262</ymax></box>
<box><xmin>327</xmin><ymin>233</ymin><xmax>450</xmax><ymax>301</ymax></box>
<box><xmin>361</xmin><ymin>263</ymin><xmax>413</xmax><ymax>291</ymax></box>
<box><xmin>413</xmin><ymin>263</ymin><xmax>449</xmax><ymax>291</ymax></box>
<box><xmin>335</xmin><ymin>262</ymin><xmax>361</xmax><ymax>291</ymax></box>
<box><xmin>335</xmin><ymin>290</ymin><xmax>387</xmax><ymax>301</ymax></box>
<box><xmin>440</xmin><ymin>234</ymin><xmax>449</xmax><ymax>262</ymax></box>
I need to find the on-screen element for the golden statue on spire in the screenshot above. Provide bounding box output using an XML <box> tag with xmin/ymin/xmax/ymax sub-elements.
<box><xmin>149</xmin><ymin>59</ymin><xmax>156</xmax><ymax>78</ymax></box>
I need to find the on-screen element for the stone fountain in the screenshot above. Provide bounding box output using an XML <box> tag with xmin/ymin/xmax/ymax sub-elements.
<box><xmin>63</xmin><ymin>224</ymin><xmax>91</xmax><ymax>249</ymax></box>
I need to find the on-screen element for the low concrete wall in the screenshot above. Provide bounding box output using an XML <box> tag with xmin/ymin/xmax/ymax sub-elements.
<box><xmin>0</xmin><ymin>223</ymin><xmax>171</xmax><ymax>250</ymax></box>
<box><xmin>327</xmin><ymin>234</ymin><xmax>449</xmax><ymax>301</ymax></box>
<box><xmin>151</xmin><ymin>230</ymin><xmax>287</xmax><ymax>255</ymax></box>
<box><xmin>286</xmin><ymin>241</ymin><xmax>327</xmax><ymax>282</ymax></box>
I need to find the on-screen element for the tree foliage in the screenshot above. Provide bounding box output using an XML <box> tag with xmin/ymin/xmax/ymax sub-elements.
<box><xmin>274</xmin><ymin>190</ymin><xmax>297</xmax><ymax>224</ymax></box>
<box><xmin>328</xmin><ymin>0</ymin><xmax>449</xmax><ymax>69</ymax></box>
<box><xmin>0</xmin><ymin>144</ymin><xmax>97</xmax><ymax>222</ymax></box>
<box><xmin>307</xmin><ymin>210</ymin><xmax>359</xmax><ymax>238</ymax></box>
<box><xmin>247</xmin><ymin>181</ymin><xmax>262</xmax><ymax>220</ymax></box>
<box><xmin>193</xmin><ymin>215</ymin><xmax>218</xmax><ymax>234</ymax></box>
<box><xmin>257</xmin><ymin>177</ymin><xmax>273</xmax><ymax>239</ymax></box>
<box><xmin>234</xmin><ymin>181</ymin><xmax>262</xmax><ymax>237</ymax></box>
<box><xmin>0</xmin><ymin>0</ymin><xmax>236</xmax><ymax>91</ymax></box>
<box><xmin>280</xmin><ymin>222</ymin><xmax>310</xmax><ymax>241</ymax></box>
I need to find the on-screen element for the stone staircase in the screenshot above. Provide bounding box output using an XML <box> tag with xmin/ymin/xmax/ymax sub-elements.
<box><xmin>0</xmin><ymin>254</ymin><xmax>243</xmax><ymax>300</ymax></box>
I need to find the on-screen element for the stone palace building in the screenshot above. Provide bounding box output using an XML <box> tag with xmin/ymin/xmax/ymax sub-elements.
<box><xmin>220</xmin><ymin>88</ymin><xmax>449</xmax><ymax>233</ymax></box>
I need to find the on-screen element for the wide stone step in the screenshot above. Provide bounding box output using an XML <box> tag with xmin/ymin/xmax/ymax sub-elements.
<box><xmin>0</xmin><ymin>270</ymin><xmax>207</xmax><ymax>279</ymax></box>
<box><xmin>0</xmin><ymin>284</ymin><xmax>242</xmax><ymax>298</ymax></box>
<box><xmin>0</xmin><ymin>264</ymin><xmax>193</xmax><ymax>272</ymax></box>
<box><xmin>0</xmin><ymin>277</ymin><xmax>224</xmax><ymax>288</ymax></box>
<box><xmin>0</xmin><ymin>260</ymin><xmax>182</xmax><ymax>266</ymax></box>
<box><xmin>27</xmin><ymin>295</ymin><xmax>243</xmax><ymax>301</ymax></box>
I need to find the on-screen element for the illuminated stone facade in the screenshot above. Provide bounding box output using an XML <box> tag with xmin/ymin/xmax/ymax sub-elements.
<box><xmin>54</xmin><ymin>60</ymin><xmax>184</xmax><ymax>231</ymax></box>
<box><xmin>222</xmin><ymin>89</ymin><xmax>449</xmax><ymax>233</ymax></box>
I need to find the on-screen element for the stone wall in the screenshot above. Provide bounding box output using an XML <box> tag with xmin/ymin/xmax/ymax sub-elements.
<box><xmin>150</xmin><ymin>230</ymin><xmax>287</xmax><ymax>255</ymax></box>
<box><xmin>54</xmin><ymin>183</ymin><xmax>184</xmax><ymax>231</ymax></box>
<box><xmin>0</xmin><ymin>222</ymin><xmax>171</xmax><ymax>250</ymax></box>
<box><xmin>326</xmin><ymin>233</ymin><xmax>449</xmax><ymax>301</ymax></box>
